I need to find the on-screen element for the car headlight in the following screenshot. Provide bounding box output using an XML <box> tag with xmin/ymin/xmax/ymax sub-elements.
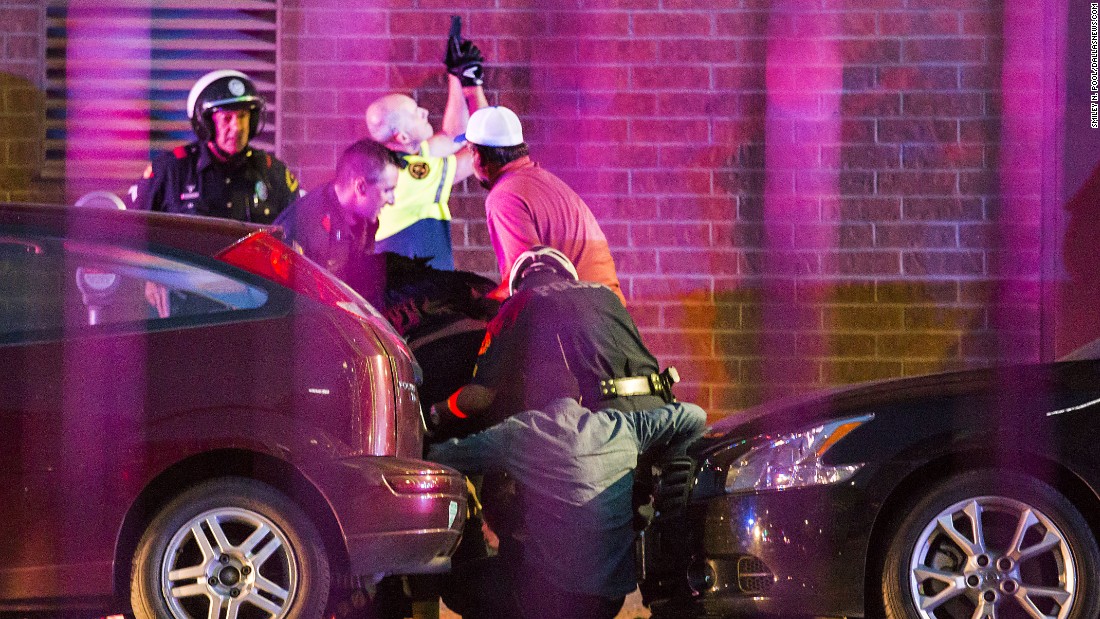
<box><xmin>724</xmin><ymin>414</ymin><xmax>873</xmax><ymax>494</ymax></box>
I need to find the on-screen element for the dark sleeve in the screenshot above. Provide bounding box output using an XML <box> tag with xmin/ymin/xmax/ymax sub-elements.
<box><xmin>131</xmin><ymin>155</ymin><xmax>169</xmax><ymax>212</ymax></box>
<box><xmin>266</xmin><ymin>157</ymin><xmax>302</xmax><ymax>218</ymax></box>
<box><xmin>468</xmin><ymin>299</ymin><xmax>524</xmax><ymax>392</ymax></box>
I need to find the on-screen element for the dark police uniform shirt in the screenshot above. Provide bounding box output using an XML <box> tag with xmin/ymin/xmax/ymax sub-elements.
<box><xmin>471</xmin><ymin>275</ymin><xmax>662</xmax><ymax>429</ymax></box>
<box><xmin>132</xmin><ymin>141</ymin><xmax>300</xmax><ymax>224</ymax></box>
<box><xmin>273</xmin><ymin>182</ymin><xmax>384</xmax><ymax>308</ymax></box>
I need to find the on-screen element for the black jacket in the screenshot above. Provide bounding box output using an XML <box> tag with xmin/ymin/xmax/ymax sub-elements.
<box><xmin>132</xmin><ymin>141</ymin><xmax>300</xmax><ymax>224</ymax></box>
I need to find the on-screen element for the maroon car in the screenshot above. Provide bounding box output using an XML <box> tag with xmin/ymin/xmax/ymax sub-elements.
<box><xmin>0</xmin><ymin>203</ymin><xmax>467</xmax><ymax>618</ymax></box>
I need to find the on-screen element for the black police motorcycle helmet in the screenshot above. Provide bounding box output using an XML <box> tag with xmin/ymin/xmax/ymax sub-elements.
<box><xmin>187</xmin><ymin>69</ymin><xmax>265</xmax><ymax>143</ymax></box>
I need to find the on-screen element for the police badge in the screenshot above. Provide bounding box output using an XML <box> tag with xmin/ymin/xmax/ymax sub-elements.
<box><xmin>408</xmin><ymin>161</ymin><xmax>430</xmax><ymax>180</ymax></box>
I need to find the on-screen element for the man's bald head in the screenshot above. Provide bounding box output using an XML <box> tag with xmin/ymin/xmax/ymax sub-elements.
<box><xmin>365</xmin><ymin>94</ymin><xmax>432</xmax><ymax>151</ymax></box>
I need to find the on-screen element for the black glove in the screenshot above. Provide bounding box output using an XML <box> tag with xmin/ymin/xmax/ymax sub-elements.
<box><xmin>444</xmin><ymin>16</ymin><xmax>484</xmax><ymax>87</ymax></box>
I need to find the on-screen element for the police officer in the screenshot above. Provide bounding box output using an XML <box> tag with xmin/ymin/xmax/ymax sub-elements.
<box><xmin>131</xmin><ymin>69</ymin><xmax>301</xmax><ymax>224</ymax></box>
<box><xmin>427</xmin><ymin>246</ymin><xmax>676</xmax><ymax>437</ymax></box>
<box><xmin>274</xmin><ymin>139</ymin><xmax>400</xmax><ymax>309</ymax></box>
<box><xmin>426</xmin><ymin>247</ymin><xmax>706</xmax><ymax>619</ymax></box>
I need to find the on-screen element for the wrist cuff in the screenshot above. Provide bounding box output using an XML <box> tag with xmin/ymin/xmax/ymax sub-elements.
<box><xmin>447</xmin><ymin>391</ymin><xmax>468</xmax><ymax>418</ymax></box>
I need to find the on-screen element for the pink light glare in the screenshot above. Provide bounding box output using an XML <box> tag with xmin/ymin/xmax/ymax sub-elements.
<box><xmin>760</xmin><ymin>5</ymin><xmax>842</xmax><ymax>396</ymax></box>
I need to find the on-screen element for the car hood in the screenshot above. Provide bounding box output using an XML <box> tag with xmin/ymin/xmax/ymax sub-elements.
<box><xmin>693</xmin><ymin>360</ymin><xmax>1100</xmax><ymax>458</ymax></box>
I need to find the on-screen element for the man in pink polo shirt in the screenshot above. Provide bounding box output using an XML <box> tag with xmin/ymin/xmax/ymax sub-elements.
<box><xmin>459</xmin><ymin>106</ymin><xmax>625</xmax><ymax>305</ymax></box>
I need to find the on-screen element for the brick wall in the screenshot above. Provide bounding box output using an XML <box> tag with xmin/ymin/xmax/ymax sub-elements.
<box><xmin>3</xmin><ymin>0</ymin><xmax>1037</xmax><ymax>418</ymax></box>
<box><xmin>0</xmin><ymin>1</ymin><xmax>61</xmax><ymax>203</ymax></box>
<box><xmin>282</xmin><ymin>0</ymin><xmax>1033</xmax><ymax>417</ymax></box>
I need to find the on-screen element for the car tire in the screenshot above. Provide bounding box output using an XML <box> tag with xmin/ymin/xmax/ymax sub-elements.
<box><xmin>880</xmin><ymin>469</ymin><xmax>1100</xmax><ymax>619</ymax></box>
<box><xmin>130</xmin><ymin>477</ymin><xmax>331</xmax><ymax>619</ymax></box>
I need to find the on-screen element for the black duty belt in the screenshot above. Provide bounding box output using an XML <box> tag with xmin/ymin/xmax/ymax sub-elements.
<box><xmin>599</xmin><ymin>367</ymin><xmax>680</xmax><ymax>402</ymax></box>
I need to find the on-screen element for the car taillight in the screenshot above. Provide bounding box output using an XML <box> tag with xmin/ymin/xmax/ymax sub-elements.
<box><xmin>216</xmin><ymin>231</ymin><xmax>411</xmax><ymax>349</ymax></box>
<box><xmin>215</xmin><ymin>230</ymin><xmax>380</xmax><ymax>318</ymax></box>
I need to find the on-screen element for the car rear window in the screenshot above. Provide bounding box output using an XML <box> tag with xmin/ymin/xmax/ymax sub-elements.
<box><xmin>0</xmin><ymin>232</ymin><xmax>268</xmax><ymax>339</ymax></box>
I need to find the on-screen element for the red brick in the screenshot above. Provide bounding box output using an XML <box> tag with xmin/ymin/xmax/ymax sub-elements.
<box><xmin>548</xmin><ymin>12</ymin><xmax>631</xmax><ymax>36</ymax></box>
<box><xmin>902</xmin><ymin>143</ymin><xmax>985</xmax><ymax>169</ymax></box>
<box><xmin>823</xmin><ymin>251</ymin><xmax>902</xmax><ymax>276</ymax></box>
<box><xmin>876</xmin><ymin>223</ymin><xmax>958</xmax><ymax>249</ymax></box>
<box><xmin>335</xmin><ymin>38</ymin><xmax>414</xmax><ymax>63</ymax></box>
<box><xmin>533</xmin><ymin>66</ymin><xmax>628</xmax><ymax>91</ymax></box>
<box><xmin>840</xmin><ymin>38</ymin><xmax>902</xmax><ymax>64</ymax></box>
<box><xmin>842</xmin><ymin>92</ymin><xmax>901</xmax><ymax>117</ymax></box>
<box><xmin>631</xmin><ymin>65</ymin><xmax>711</xmax><ymax>91</ymax></box>
<box><xmin>302</xmin><ymin>10</ymin><xmax>387</xmax><ymax>36</ymax></box>
<box><xmin>877</xmin><ymin>119</ymin><xmax>958</xmax><ymax>143</ymax></box>
<box><xmin>962</xmin><ymin>11</ymin><xmax>996</xmax><ymax>35</ymax></box>
<box><xmin>907</xmin><ymin>0</ymin><xmax>990</xmax><ymax>8</ymax></box>
<box><xmin>577</xmin><ymin>39</ymin><xmax>658</xmax><ymax>63</ymax></box>
<box><xmin>634</xmin><ymin>12</ymin><xmax>714</xmax><ymax>37</ymax></box>
<box><xmin>631</xmin><ymin>222</ymin><xmax>711</xmax><ymax>247</ymax></box>
<box><xmin>629</xmin><ymin>118</ymin><xmax>710</xmax><ymax>144</ymax></box>
<box><xmin>716</xmin><ymin>10</ymin><xmax>768</xmax><ymax>37</ymax></box>
<box><xmin>902</xmin><ymin>38</ymin><xmax>987</xmax><ymax>63</ymax></box>
<box><xmin>549</xmin><ymin>169</ymin><xmax>629</xmax><ymax>195</ymax></box>
<box><xmin>878</xmin><ymin>333</ymin><xmax>961</xmax><ymax>358</ymax></box>
<box><xmin>880</xmin><ymin>11</ymin><xmax>961</xmax><ymax>36</ymax></box>
<box><xmin>715</xmin><ymin>65</ymin><xmax>767</xmax><ymax>91</ymax></box>
<box><xmin>903</xmin><ymin>92</ymin><xmax>985</xmax><ymax>116</ymax></box>
<box><xmin>658</xmin><ymin>145</ymin><xmax>732</xmax><ymax>169</ymax></box>
<box><xmin>902</xmin><ymin>197</ymin><xmax>985</xmax><ymax>221</ymax></box>
<box><xmin>843</xmin><ymin>66</ymin><xmax>877</xmax><ymax>90</ymax></box>
<box><xmin>832</xmin><ymin>222</ymin><xmax>875</xmax><ymax>247</ymax></box>
<box><xmin>586</xmin><ymin>195</ymin><xmax>660</xmax><ymax>219</ymax></box>
<box><xmin>633</xmin><ymin>169</ymin><xmax>712</xmax><ymax>195</ymax></box>
<box><xmin>281</xmin><ymin>36</ymin><xmax>338</xmax><ymax>63</ymax></box>
<box><xmin>903</xmin><ymin>251</ymin><xmax>985</xmax><ymax>276</ymax></box>
<box><xmin>613</xmin><ymin>250</ymin><xmax>659</xmax><ymax>274</ymax></box>
<box><xmin>539</xmin><ymin>118</ymin><xmax>629</xmax><ymax>143</ymax></box>
<box><xmin>830</xmin><ymin>144</ymin><xmax>900</xmax><ymax>169</ymax></box>
<box><xmin>417</xmin><ymin>0</ymin><xmax>495</xmax><ymax>9</ymax></box>
<box><xmin>879</xmin><ymin>66</ymin><xmax>959</xmax><ymax>90</ymax></box>
<box><xmin>823</xmin><ymin>196</ymin><xmax>902</xmax><ymax>221</ymax></box>
<box><xmin>840</xmin><ymin>119</ymin><xmax>876</xmax><ymax>143</ymax></box>
<box><xmin>661</xmin><ymin>196</ymin><xmax>738</xmax><ymax>220</ymax></box>
<box><xmin>959</xmin><ymin>119</ymin><xmax>996</xmax><ymax>142</ymax></box>
<box><xmin>580</xmin><ymin>92</ymin><xmax>657</xmax><ymax>116</ymax></box>
<box><xmin>825</xmin><ymin>304</ymin><xmax>904</xmax><ymax>330</ymax></box>
<box><xmin>739</xmin><ymin>251</ymin><xmax>822</xmax><ymax>276</ymax></box>
<box><xmin>714</xmin><ymin>170</ymin><xmax>765</xmax><ymax>196</ymax></box>
<box><xmin>0</xmin><ymin>9</ymin><xmax>38</xmax><ymax>35</ymax></box>
<box><xmin>632</xmin><ymin>276</ymin><xmax>714</xmax><ymax>300</ymax></box>
<box><xmin>578</xmin><ymin>144</ymin><xmax>653</xmax><ymax>168</ymax></box>
<box><xmin>879</xmin><ymin>170</ymin><xmax>959</xmax><ymax>195</ymax></box>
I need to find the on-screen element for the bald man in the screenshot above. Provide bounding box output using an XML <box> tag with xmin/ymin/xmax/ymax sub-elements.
<box><xmin>365</xmin><ymin>27</ymin><xmax>488</xmax><ymax>270</ymax></box>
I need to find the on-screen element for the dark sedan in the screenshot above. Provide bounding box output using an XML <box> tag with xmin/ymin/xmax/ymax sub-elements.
<box><xmin>641</xmin><ymin>356</ymin><xmax>1100</xmax><ymax>618</ymax></box>
<box><xmin>0</xmin><ymin>203</ymin><xmax>467</xmax><ymax>618</ymax></box>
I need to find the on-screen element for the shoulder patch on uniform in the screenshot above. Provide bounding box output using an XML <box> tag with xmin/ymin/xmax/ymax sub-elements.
<box><xmin>286</xmin><ymin>168</ymin><xmax>299</xmax><ymax>193</ymax></box>
<box><xmin>142</xmin><ymin>164</ymin><xmax>153</xmax><ymax>179</ymax></box>
<box><xmin>265</xmin><ymin>154</ymin><xmax>273</xmax><ymax>168</ymax></box>
<box><xmin>477</xmin><ymin>331</ymin><xmax>492</xmax><ymax>356</ymax></box>
<box><xmin>408</xmin><ymin>161</ymin><xmax>430</xmax><ymax>180</ymax></box>
<box><xmin>172</xmin><ymin>145</ymin><xmax>188</xmax><ymax>159</ymax></box>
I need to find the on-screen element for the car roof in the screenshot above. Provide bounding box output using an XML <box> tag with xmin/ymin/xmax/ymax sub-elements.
<box><xmin>0</xmin><ymin>202</ymin><xmax>269</xmax><ymax>257</ymax></box>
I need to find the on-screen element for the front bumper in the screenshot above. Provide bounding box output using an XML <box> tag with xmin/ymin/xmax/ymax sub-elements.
<box><xmin>305</xmin><ymin>456</ymin><xmax>467</xmax><ymax>577</ymax></box>
<box><xmin>644</xmin><ymin>484</ymin><xmax>873</xmax><ymax>618</ymax></box>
